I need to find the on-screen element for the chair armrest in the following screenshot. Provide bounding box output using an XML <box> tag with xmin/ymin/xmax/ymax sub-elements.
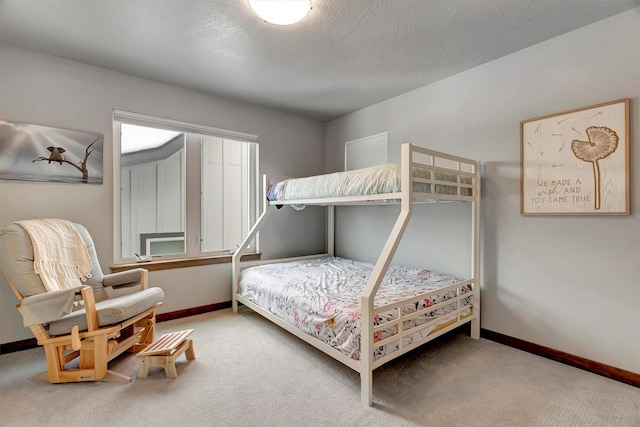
<box><xmin>79</xmin><ymin>285</ymin><xmax>99</xmax><ymax>331</ymax></box>
<box><xmin>19</xmin><ymin>286</ymin><xmax>83</xmax><ymax>327</ymax></box>
<box><xmin>103</xmin><ymin>268</ymin><xmax>148</xmax><ymax>290</ymax></box>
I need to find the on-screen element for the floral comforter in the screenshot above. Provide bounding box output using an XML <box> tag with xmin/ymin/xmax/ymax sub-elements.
<box><xmin>239</xmin><ymin>256</ymin><xmax>473</xmax><ymax>361</ymax></box>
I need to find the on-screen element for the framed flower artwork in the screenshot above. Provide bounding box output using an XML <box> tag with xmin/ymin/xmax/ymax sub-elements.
<box><xmin>520</xmin><ymin>99</ymin><xmax>629</xmax><ymax>215</ymax></box>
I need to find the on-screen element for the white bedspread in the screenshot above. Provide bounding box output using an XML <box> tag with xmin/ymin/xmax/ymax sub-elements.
<box><xmin>239</xmin><ymin>256</ymin><xmax>473</xmax><ymax>361</ymax></box>
<box><xmin>267</xmin><ymin>163</ymin><xmax>468</xmax><ymax>202</ymax></box>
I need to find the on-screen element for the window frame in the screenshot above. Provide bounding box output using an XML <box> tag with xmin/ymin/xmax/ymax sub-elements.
<box><xmin>112</xmin><ymin>110</ymin><xmax>259</xmax><ymax>265</ymax></box>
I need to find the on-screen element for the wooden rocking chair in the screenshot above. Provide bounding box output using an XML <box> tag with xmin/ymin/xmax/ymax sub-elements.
<box><xmin>0</xmin><ymin>220</ymin><xmax>164</xmax><ymax>383</ymax></box>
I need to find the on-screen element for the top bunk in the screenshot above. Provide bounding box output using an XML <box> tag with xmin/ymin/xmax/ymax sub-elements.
<box><xmin>265</xmin><ymin>143</ymin><xmax>480</xmax><ymax>207</ymax></box>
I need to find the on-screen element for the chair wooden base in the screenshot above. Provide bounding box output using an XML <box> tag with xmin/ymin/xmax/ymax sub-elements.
<box><xmin>29</xmin><ymin>306</ymin><xmax>160</xmax><ymax>383</ymax></box>
<box><xmin>136</xmin><ymin>329</ymin><xmax>196</xmax><ymax>379</ymax></box>
<box><xmin>32</xmin><ymin>369</ymin><xmax>132</xmax><ymax>383</ymax></box>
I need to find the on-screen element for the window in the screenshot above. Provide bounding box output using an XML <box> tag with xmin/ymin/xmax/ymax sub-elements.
<box><xmin>201</xmin><ymin>136</ymin><xmax>250</xmax><ymax>252</ymax></box>
<box><xmin>120</xmin><ymin>125</ymin><xmax>186</xmax><ymax>257</ymax></box>
<box><xmin>113</xmin><ymin>110</ymin><xmax>258</xmax><ymax>263</ymax></box>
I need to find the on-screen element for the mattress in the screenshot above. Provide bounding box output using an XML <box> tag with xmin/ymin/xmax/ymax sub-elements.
<box><xmin>239</xmin><ymin>256</ymin><xmax>473</xmax><ymax>361</ymax></box>
<box><xmin>267</xmin><ymin>163</ymin><xmax>469</xmax><ymax>202</ymax></box>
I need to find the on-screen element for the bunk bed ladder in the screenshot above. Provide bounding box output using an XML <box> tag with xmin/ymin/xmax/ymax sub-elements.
<box><xmin>232</xmin><ymin>176</ymin><xmax>273</xmax><ymax>313</ymax></box>
<box><xmin>360</xmin><ymin>143</ymin><xmax>413</xmax><ymax>406</ymax></box>
<box><xmin>471</xmin><ymin>159</ymin><xmax>481</xmax><ymax>339</ymax></box>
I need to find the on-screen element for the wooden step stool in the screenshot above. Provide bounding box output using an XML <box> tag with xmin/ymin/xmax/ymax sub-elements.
<box><xmin>136</xmin><ymin>329</ymin><xmax>195</xmax><ymax>379</ymax></box>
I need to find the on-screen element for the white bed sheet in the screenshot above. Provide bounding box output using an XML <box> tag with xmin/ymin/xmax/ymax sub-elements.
<box><xmin>267</xmin><ymin>163</ymin><xmax>469</xmax><ymax>202</ymax></box>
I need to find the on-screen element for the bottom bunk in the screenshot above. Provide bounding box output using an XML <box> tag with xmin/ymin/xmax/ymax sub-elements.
<box><xmin>235</xmin><ymin>255</ymin><xmax>478</xmax><ymax>403</ymax></box>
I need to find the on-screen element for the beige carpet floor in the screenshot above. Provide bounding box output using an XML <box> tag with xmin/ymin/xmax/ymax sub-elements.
<box><xmin>1</xmin><ymin>307</ymin><xmax>638</xmax><ymax>427</ymax></box>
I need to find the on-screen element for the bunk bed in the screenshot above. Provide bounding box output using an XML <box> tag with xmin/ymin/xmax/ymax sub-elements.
<box><xmin>232</xmin><ymin>143</ymin><xmax>481</xmax><ymax>406</ymax></box>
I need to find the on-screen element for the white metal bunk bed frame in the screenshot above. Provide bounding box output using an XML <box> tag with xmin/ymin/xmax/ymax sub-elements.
<box><xmin>232</xmin><ymin>143</ymin><xmax>481</xmax><ymax>406</ymax></box>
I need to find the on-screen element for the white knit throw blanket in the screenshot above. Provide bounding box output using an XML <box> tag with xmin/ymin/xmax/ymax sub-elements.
<box><xmin>16</xmin><ymin>219</ymin><xmax>93</xmax><ymax>292</ymax></box>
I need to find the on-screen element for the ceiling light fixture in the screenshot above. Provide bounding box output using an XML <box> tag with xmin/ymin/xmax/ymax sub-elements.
<box><xmin>248</xmin><ymin>0</ymin><xmax>311</xmax><ymax>25</ymax></box>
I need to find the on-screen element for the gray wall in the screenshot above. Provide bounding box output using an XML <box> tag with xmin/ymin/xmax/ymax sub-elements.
<box><xmin>1</xmin><ymin>9</ymin><xmax>638</xmax><ymax>376</ymax></box>
<box><xmin>0</xmin><ymin>44</ymin><xmax>326</xmax><ymax>343</ymax></box>
<box><xmin>325</xmin><ymin>9</ymin><xmax>640</xmax><ymax>374</ymax></box>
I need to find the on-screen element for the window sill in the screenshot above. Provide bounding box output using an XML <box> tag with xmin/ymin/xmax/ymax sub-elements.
<box><xmin>110</xmin><ymin>253</ymin><xmax>261</xmax><ymax>273</ymax></box>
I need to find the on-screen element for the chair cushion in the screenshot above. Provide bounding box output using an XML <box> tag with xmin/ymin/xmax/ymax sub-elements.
<box><xmin>0</xmin><ymin>223</ymin><xmax>48</xmax><ymax>297</ymax></box>
<box><xmin>48</xmin><ymin>287</ymin><xmax>164</xmax><ymax>336</ymax></box>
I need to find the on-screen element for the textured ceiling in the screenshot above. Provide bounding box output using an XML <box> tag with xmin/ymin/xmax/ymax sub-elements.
<box><xmin>1</xmin><ymin>0</ymin><xmax>639</xmax><ymax>122</ymax></box>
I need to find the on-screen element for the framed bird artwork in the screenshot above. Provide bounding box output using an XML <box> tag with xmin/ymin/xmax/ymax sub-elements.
<box><xmin>520</xmin><ymin>99</ymin><xmax>629</xmax><ymax>215</ymax></box>
<box><xmin>0</xmin><ymin>121</ymin><xmax>103</xmax><ymax>184</ymax></box>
